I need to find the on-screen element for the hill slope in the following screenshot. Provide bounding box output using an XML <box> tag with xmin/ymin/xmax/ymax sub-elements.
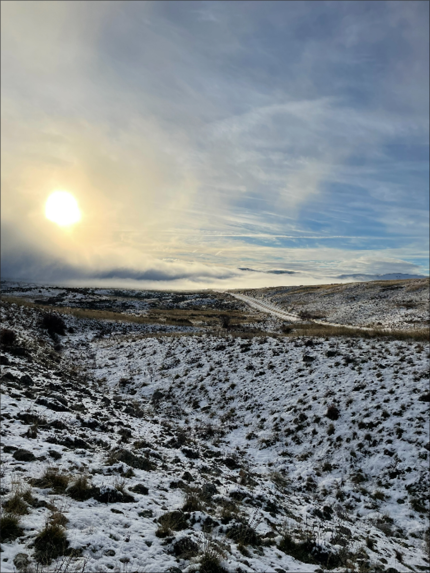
<box><xmin>235</xmin><ymin>278</ymin><xmax>429</xmax><ymax>331</ymax></box>
<box><xmin>0</xmin><ymin>293</ymin><xmax>429</xmax><ymax>572</ymax></box>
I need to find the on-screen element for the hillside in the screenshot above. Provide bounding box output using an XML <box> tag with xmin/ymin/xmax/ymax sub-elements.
<box><xmin>0</xmin><ymin>284</ymin><xmax>429</xmax><ymax>573</ymax></box>
<box><xmin>235</xmin><ymin>278</ymin><xmax>429</xmax><ymax>331</ymax></box>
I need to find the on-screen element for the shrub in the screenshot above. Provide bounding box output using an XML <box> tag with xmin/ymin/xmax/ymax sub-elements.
<box><xmin>0</xmin><ymin>328</ymin><xmax>16</xmax><ymax>346</ymax></box>
<box><xmin>67</xmin><ymin>475</ymin><xmax>97</xmax><ymax>501</ymax></box>
<box><xmin>41</xmin><ymin>313</ymin><xmax>66</xmax><ymax>336</ymax></box>
<box><xmin>0</xmin><ymin>514</ymin><xmax>23</xmax><ymax>542</ymax></box>
<box><xmin>326</xmin><ymin>404</ymin><xmax>340</xmax><ymax>421</ymax></box>
<box><xmin>31</xmin><ymin>467</ymin><xmax>70</xmax><ymax>493</ymax></box>
<box><xmin>199</xmin><ymin>550</ymin><xmax>228</xmax><ymax>573</ymax></box>
<box><xmin>278</xmin><ymin>533</ymin><xmax>317</xmax><ymax>564</ymax></box>
<box><xmin>173</xmin><ymin>536</ymin><xmax>199</xmax><ymax>558</ymax></box>
<box><xmin>3</xmin><ymin>492</ymin><xmax>30</xmax><ymax>515</ymax></box>
<box><xmin>182</xmin><ymin>491</ymin><xmax>202</xmax><ymax>512</ymax></box>
<box><xmin>270</xmin><ymin>471</ymin><xmax>290</xmax><ymax>491</ymax></box>
<box><xmin>156</xmin><ymin>510</ymin><xmax>188</xmax><ymax>537</ymax></box>
<box><xmin>34</xmin><ymin>523</ymin><xmax>69</xmax><ymax>564</ymax></box>
<box><xmin>106</xmin><ymin>448</ymin><xmax>155</xmax><ymax>471</ymax></box>
<box><xmin>226</xmin><ymin>522</ymin><xmax>260</xmax><ymax>547</ymax></box>
<box><xmin>327</xmin><ymin>423</ymin><xmax>335</xmax><ymax>436</ymax></box>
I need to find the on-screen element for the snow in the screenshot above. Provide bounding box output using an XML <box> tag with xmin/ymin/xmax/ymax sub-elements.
<box><xmin>0</xmin><ymin>283</ymin><xmax>429</xmax><ymax>572</ymax></box>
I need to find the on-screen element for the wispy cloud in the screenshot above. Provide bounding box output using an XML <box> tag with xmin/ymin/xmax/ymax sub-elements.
<box><xmin>1</xmin><ymin>1</ymin><xmax>428</xmax><ymax>286</ymax></box>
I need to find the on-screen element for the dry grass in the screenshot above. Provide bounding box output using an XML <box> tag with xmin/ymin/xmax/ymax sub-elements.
<box><xmin>284</xmin><ymin>322</ymin><xmax>429</xmax><ymax>341</ymax></box>
<box><xmin>1</xmin><ymin>295</ymin><xmax>253</xmax><ymax>329</ymax></box>
<box><xmin>31</xmin><ymin>467</ymin><xmax>71</xmax><ymax>493</ymax></box>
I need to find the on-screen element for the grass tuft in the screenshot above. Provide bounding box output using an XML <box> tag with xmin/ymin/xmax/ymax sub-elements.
<box><xmin>34</xmin><ymin>523</ymin><xmax>69</xmax><ymax>565</ymax></box>
<box><xmin>0</xmin><ymin>514</ymin><xmax>24</xmax><ymax>543</ymax></box>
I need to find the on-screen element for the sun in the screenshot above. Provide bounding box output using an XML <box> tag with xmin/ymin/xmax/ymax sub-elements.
<box><xmin>45</xmin><ymin>191</ymin><xmax>81</xmax><ymax>226</ymax></box>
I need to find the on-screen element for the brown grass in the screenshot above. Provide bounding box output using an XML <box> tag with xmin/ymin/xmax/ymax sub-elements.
<box><xmin>1</xmin><ymin>296</ymin><xmax>253</xmax><ymax>328</ymax></box>
<box><xmin>284</xmin><ymin>322</ymin><xmax>429</xmax><ymax>341</ymax></box>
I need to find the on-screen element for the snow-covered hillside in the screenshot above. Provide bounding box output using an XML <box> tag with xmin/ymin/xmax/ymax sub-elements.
<box><xmin>236</xmin><ymin>279</ymin><xmax>429</xmax><ymax>331</ymax></box>
<box><xmin>1</xmin><ymin>293</ymin><xmax>429</xmax><ymax>572</ymax></box>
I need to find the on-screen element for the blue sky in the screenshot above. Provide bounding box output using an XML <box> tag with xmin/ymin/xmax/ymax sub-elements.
<box><xmin>1</xmin><ymin>1</ymin><xmax>429</xmax><ymax>288</ymax></box>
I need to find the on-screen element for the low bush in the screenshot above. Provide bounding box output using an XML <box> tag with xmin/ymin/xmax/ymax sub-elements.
<box><xmin>67</xmin><ymin>475</ymin><xmax>97</xmax><ymax>501</ymax></box>
<box><xmin>327</xmin><ymin>423</ymin><xmax>335</xmax><ymax>436</ymax></box>
<box><xmin>156</xmin><ymin>510</ymin><xmax>188</xmax><ymax>537</ymax></box>
<box><xmin>199</xmin><ymin>550</ymin><xmax>228</xmax><ymax>573</ymax></box>
<box><xmin>182</xmin><ymin>490</ymin><xmax>203</xmax><ymax>512</ymax></box>
<box><xmin>0</xmin><ymin>328</ymin><xmax>17</xmax><ymax>346</ymax></box>
<box><xmin>0</xmin><ymin>514</ymin><xmax>23</xmax><ymax>542</ymax></box>
<box><xmin>41</xmin><ymin>313</ymin><xmax>66</xmax><ymax>336</ymax></box>
<box><xmin>3</xmin><ymin>492</ymin><xmax>30</xmax><ymax>515</ymax></box>
<box><xmin>326</xmin><ymin>404</ymin><xmax>340</xmax><ymax>421</ymax></box>
<box><xmin>226</xmin><ymin>522</ymin><xmax>260</xmax><ymax>547</ymax></box>
<box><xmin>34</xmin><ymin>523</ymin><xmax>69</xmax><ymax>564</ymax></box>
<box><xmin>31</xmin><ymin>467</ymin><xmax>70</xmax><ymax>493</ymax></box>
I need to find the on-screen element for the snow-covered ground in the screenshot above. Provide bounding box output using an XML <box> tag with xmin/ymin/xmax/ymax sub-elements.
<box><xmin>235</xmin><ymin>279</ymin><xmax>429</xmax><ymax>331</ymax></box>
<box><xmin>1</xmin><ymin>289</ymin><xmax>429</xmax><ymax>572</ymax></box>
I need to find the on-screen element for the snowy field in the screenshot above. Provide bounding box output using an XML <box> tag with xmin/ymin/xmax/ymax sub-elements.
<box><xmin>0</xmin><ymin>282</ymin><xmax>429</xmax><ymax>573</ymax></box>
<box><xmin>236</xmin><ymin>278</ymin><xmax>429</xmax><ymax>331</ymax></box>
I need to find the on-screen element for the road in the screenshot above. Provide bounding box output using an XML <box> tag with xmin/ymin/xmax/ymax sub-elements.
<box><xmin>229</xmin><ymin>292</ymin><xmax>378</xmax><ymax>331</ymax></box>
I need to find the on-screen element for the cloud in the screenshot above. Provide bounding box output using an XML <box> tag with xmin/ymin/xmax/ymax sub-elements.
<box><xmin>1</xmin><ymin>1</ymin><xmax>428</xmax><ymax>285</ymax></box>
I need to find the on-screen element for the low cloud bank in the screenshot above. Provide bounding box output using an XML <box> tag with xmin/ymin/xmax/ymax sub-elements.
<box><xmin>1</xmin><ymin>249</ymin><xmax>427</xmax><ymax>293</ymax></box>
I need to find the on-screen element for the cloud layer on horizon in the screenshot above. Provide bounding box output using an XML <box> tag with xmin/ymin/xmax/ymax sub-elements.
<box><xmin>1</xmin><ymin>1</ymin><xmax>429</xmax><ymax>287</ymax></box>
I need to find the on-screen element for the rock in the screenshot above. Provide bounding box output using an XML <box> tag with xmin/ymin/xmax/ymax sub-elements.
<box><xmin>8</xmin><ymin>346</ymin><xmax>30</xmax><ymax>358</ymax></box>
<box><xmin>303</xmin><ymin>355</ymin><xmax>315</xmax><ymax>363</ymax></box>
<box><xmin>58</xmin><ymin>437</ymin><xmax>91</xmax><ymax>450</ymax></box>
<box><xmin>3</xmin><ymin>445</ymin><xmax>17</xmax><ymax>453</ymax></box>
<box><xmin>201</xmin><ymin>482</ymin><xmax>218</xmax><ymax>499</ymax></box>
<box><xmin>224</xmin><ymin>457</ymin><xmax>240</xmax><ymax>469</ymax></box>
<box><xmin>13</xmin><ymin>449</ymin><xmax>36</xmax><ymax>462</ymax></box>
<box><xmin>2</xmin><ymin>372</ymin><xmax>16</xmax><ymax>381</ymax></box>
<box><xmin>20</xmin><ymin>374</ymin><xmax>33</xmax><ymax>386</ymax></box>
<box><xmin>169</xmin><ymin>480</ymin><xmax>187</xmax><ymax>490</ymax></box>
<box><xmin>48</xmin><ymin>449</ymin><xmax>62</xmax><ymax>460</ymax></box>
<box><xmin>0</xmin><ymin>356</ymin><xmax>10</xmax><ymax>365</ymax></box>
<box><xmin>173</xmin><ymin>536</ymin><xmax>199</xmax><ymax>558</ymax></box>
<box><xmin>182</xmin><ymin>471</ymin><xmax>193</xmax><ymax>482</ymax></box>
<box><xmin>50</xmin><ymin>394</ymin><xmax>69</xmax><ymax>407</ymax></box>
<box><xmin>338</xmin><ymin>526</ymin><xmax>352</xmax><ymax>538</ymax></box>
<box><xmin>151</xmin><ymin>390</ymin><xmax>164</xmax><ymax>403</ymax></box>
<box><xmin>129</xmin><ymin>484</ymin><xmax>149</xmax><ymax>495</ymax></box>
<box><xmin>181</xmin><ymin>447</ymin><xmax>199</xmax><ymax>459</ymax></box>
<box><xmin>13</xmin><ymin>553</ymin><xmax>30</xmax><ymax>571</ymax></box>
<box><xmin>104</xmin><ymin>549</ymin><xmax>116</xmax><ymax>556</ymax></box>
<box><xmin>165</xmin><ymin>568</ymin><xmax>182</xmax><ymax>573</ymax></box>
<box><xmin>110</xmin><ymin>449</ymin><xmax>155</xmax><ymax>471</ymax></box>
<box><xmin>35</xmin><ymin>397</ymin><xmax>69</xmax><ymax>412</ymax></box>
<box><xmin>138</xmin><ymin>509</ymin><xmax>153</xmax><ymax>518</ymax></box>
<box><xmin>418</xmin><ymin>393</ymin><xmax>430</xmax><ymax>402</ymax></box>
<box><xmin>94</xmin><ymin>486</ymin><xmax>135</xmax><ymax>504</ymax></box>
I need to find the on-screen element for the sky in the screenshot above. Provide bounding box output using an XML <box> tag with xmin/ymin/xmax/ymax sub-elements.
<box><xmin>1</xmin><ymin>1</ymin><xmax>429</xmax><ymax>290</ymax></box>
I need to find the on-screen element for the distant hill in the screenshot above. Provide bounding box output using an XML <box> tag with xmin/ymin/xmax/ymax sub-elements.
<box><xmin>337</xmin><ymin>272</ymin><xmax>426</xmax><ymax>281</ymax></box>
<box><xmin>238</xmin><ymin>267</ymin><xmax>296</xmax><ymax>274</ymax></box>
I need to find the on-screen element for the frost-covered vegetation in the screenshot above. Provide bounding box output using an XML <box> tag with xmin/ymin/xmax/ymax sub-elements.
<box><xmin>0</xmin><ymin>281</ymin><xmax>429</xmax><ymax>572</ymax></box>
<box><xmin>238</xmin><ymin>278</ymin><xmax>429</xmax><ymax>331</ymax></box>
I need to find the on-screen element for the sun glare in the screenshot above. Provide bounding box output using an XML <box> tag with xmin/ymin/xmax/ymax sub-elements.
<box><xmin>45</xmin><ymin>191</ymin><xmax>81</xmax><ymax>226</ymax></box>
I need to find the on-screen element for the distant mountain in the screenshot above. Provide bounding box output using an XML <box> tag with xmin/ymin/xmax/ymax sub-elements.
<box><xmin>238</xmin><ymin>268</ymin><xmax>295</xmax><ymax>274</ymax></box>
<box><xmin>337</xmin><ymin>273</ymin><xmax>427</xmax><ymax>281</ymax></box>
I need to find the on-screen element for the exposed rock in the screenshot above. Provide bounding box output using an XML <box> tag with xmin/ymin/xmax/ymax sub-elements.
<box><xmin>13</xmin><ymin>449</ymin><xmax>36</xmax><ymax>462</ymax></box>
<box><xmin>129</xmin><ymin>483</ymin><xmax>149</xmax><ymax>495</ymax></box>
